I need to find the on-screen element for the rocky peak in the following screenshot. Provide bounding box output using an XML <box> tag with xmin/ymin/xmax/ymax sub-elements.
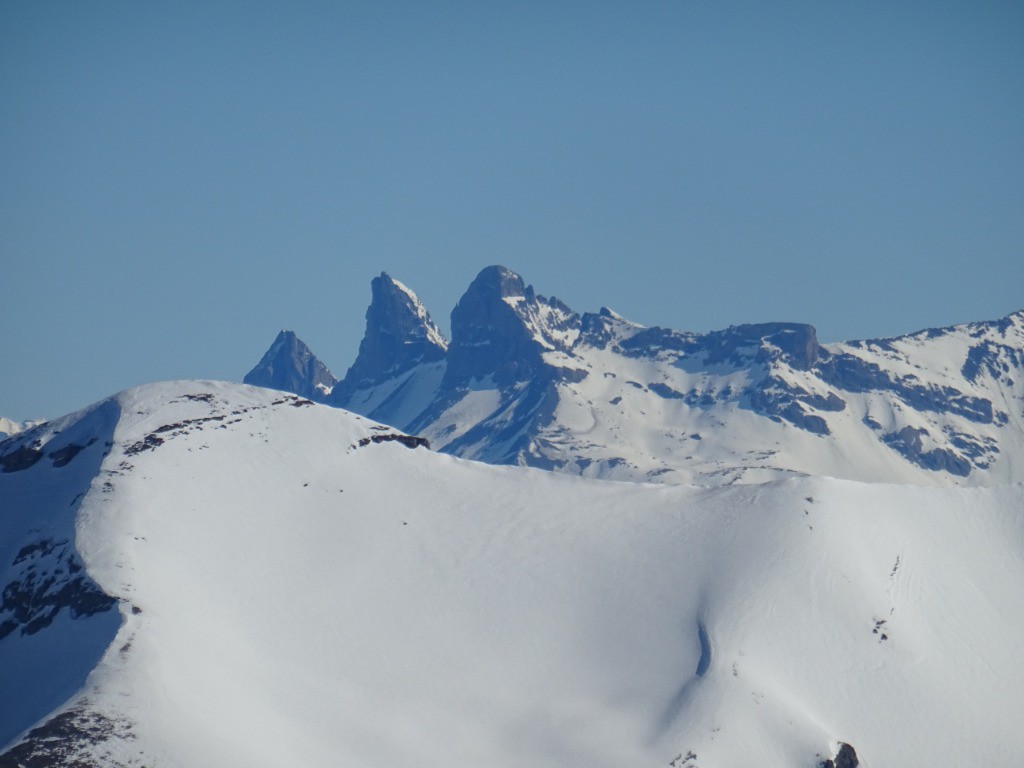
<box><xmin>243</xmin><ymin>330</ymin><xmax>337</xmax><ymax>402</ymax></box>
<box><xmin>981</xmin><ymin>308</ymin><xmax>1024</xmax><ymax>338</ymax></box>
<box><xmin>369</xmin><ymin>273</ymin><xmax>449</xmax><ymax>353</ymax></box>
<box><xmin>579</xmin><ymin>307</ymin><xmax>644</xmax><ymax>349</ymax></box>
<box><xmin>817</xmin><ymin>742</ymin><xmax>859</xmax><ymax>768</ymax></box>
<box><xmin>445</xmin><ymin>266</ymin><xmax>581</xmax><ymax>386</ymax></box>
<box><xmin>465</xmin><ymin>264</ymin><xmax>528</xmax><ymax>300</ymax></box>
<box><xmin>329</xmin><ymin>273</ymin><xmax>448</xmax><ymax>406</ymax></box>
<box><xmin>749</xmin><ymin>322</ymin><xmax>821</xmax><ymax>370</ymax></box>
<box><xmin>697</xmin><ymin>322</ymin><xmax>821</xmax><ymax>371</ymax></box>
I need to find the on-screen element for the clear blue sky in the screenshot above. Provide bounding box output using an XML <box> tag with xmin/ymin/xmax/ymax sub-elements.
<box><xmin>3</xmin><ymin>1</ymin><xmax>1022</xmax><ymax>421</ymax></box>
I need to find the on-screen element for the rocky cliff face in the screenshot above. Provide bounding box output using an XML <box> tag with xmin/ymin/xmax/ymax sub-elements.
<box><xmin>244</xmin><ymin>267</ymin><xmax>1024</xmax><ymax>486</ymax></box>
<box><xmin>243</xmin><ymin>330</ymin><xmax>337</xmax><ymax>402</ymax></box>
<box><xmin>444</xmin><ymin>265</ymin><xmax>580</xmax><ymax>387</ymax></box>
<box><xmin>327</xmin><ymin>273</ymin><xmax>447</xmax><ymax>409</ymax></box>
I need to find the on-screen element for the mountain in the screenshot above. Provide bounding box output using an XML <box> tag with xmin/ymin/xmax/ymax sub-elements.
<box><xmin>243</xmin><ymin>329</ymin><xmax>337</xmax><ymax>402</ymax></box>
<box><xmin>3</xmin><ymin>381</ymin><xmax>1023</xmax><ymax>766</ymax></box>
<box><xmin>250</xmin><ymin>266</ymin><xmax>1024</xmax><ymax>486</ymax></box>
<box><xmin>326</xmin><ymin>271</ymin><xmax>448</xmax><ymax>419</ymax></box>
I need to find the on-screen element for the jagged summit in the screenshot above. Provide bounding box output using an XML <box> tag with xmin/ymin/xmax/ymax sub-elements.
<box><xmin>704</xmin><ymin>322</ymin><xmax>821</xmax><ymax>371</ymax></box>
<box><xmin>445</xmin><ymin>265</ymin><xmax>581</xmax><ymax>386</ymax></box>
<box><xmin>328</xmin><ymin>273</ymin><xmax>447</xmax><ymax>408</ymax></box>
<box><xmin>462</xmin><ymin>264</ymin><xmax>527</xmax><ymax>299</ymax></box>
<box><xmin>376</xmin><ymin>272</ymin><xmax>449</xmax><ymax>351</ymax></box>
<box><xmin>597</xmin><ymin>306</ymin><xmax>637</xmax><ymax>323</ymax></box>
<box><xmin>243</xmin><ymin>330</ymin><xmax>337</xmax><ymax>402</ymax></box>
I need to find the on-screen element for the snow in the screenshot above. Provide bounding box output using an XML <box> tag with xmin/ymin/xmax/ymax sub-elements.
<box><xmin>345</xmin><ymin>361</ymin><xmax>446</xmax><ymax>427</ymax></box>
<box><xmin>3</xmin><ymin>380</ymin><xmax>1024</xmax><ymax>766</ymax></box>
<box><xmin>388</xmin><ymin>275</ymin><xmax>449</xmax><ymax>350</ymax></box>
<box><xmin>328</xmin><ymin>270</ymin><xmax>1023</xmax><ymax>489</ymax></box>
<box><xmin>0</xmin><ymin>417</ymin><xmax>42</xmax><ymax>438</ymax></box>
<box><xmin>481</xmin><ymin>314</ymin><xmax>1024</xmax><ymax>487</ymax></box>
<box><xmin>0</xmin><ymin>399</ymin><xmax>122</xmax><ymax>748</ymax></box>
<box><xmin>597</xmin><ymin>307</ymin><xmax>640</xmax><ymax>326</ymax></box>
<box><xmin>502</xmin><ymin>294</ymin><xmax>581</xmax><ymax>351</ymax></box>
<box><xmin>422</xmin><ymin>378</ymin><xmax>502</xmax><ymax>447</ymax></box>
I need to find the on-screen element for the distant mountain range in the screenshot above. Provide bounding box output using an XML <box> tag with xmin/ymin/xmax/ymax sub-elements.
<box><xmin>246</xmin><ymin>266</ymin><xmax>1024</xmax><ymax>486</ymax></box>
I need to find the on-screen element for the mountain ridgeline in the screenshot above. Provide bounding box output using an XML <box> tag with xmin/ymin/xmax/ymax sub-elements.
<box><xmin>247</xmin><ymin>266</ymin><xmax>1024</xmax><ymax>486</ymax></box>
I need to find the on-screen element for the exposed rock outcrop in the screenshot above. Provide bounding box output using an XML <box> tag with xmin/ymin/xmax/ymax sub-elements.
<box><xmin>244</xmin><ymin>330</ymin><xmax>337</xmax><ymax>402</ymax></box>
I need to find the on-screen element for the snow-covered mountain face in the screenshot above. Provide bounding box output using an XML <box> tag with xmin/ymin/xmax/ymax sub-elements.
<box><xmin>3</xmin><ymin>381</ymin><xmax>1023</xmax><ymax>766</ymax></box>
<box><xmin>253</xmin><ymin>266</ymin><xmax>1024</xmax><ymax>486</ymax></box>
<box><xmin>243</xmin><ymin>329</ymin><xmax>338</xmax><ymax>402</ymax></box>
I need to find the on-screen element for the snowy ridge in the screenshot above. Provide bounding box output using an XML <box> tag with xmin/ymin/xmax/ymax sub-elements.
<box><xmin>251</xmin><ymin>267</ymin><xmax>1024</xmax><ymax>487</ymax></box>
<box><xmin>2</xmin><ymin>381</ymin><xmax>1024</xmax><ymax>766</ymax></box>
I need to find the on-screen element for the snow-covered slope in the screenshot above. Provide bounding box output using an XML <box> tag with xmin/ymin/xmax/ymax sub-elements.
<box><xmin>3</xmin><ymin>381</ymin><xmax>1023</xmax><ymax>766</ymax></box>
<box><xmin>257</xmin><ymin>266</ymin><xmax>1024</xmax><ymax>487</ymax></box>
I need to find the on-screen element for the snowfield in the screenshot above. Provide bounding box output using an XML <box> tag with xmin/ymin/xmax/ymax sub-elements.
<box><xmin>2</xmin><ymin>381</ymin><xmax>1023</xmax><ymax>766</ymax></box>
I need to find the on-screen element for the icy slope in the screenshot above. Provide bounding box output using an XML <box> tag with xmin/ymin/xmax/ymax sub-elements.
<box><xmin>2</xmin><ymin>381</ymin><xmax>1024</xmax><ymax>766</ymax></box>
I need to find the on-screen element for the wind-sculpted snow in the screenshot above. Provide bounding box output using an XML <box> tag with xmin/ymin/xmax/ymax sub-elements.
<box><xmin>248</xmin><ymin>267</ymin><xmax>1024</xmax><ymax>486</ymax></box>
<box><xmin>2</xmin><ymin>381</ymin><xmax>1024</xmax><ymax>766</ymax></box>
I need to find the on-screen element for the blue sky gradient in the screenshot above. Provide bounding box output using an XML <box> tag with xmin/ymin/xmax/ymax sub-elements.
<box><xmin>3</xmin><ymin>1</ymin><xmax>1022</xmax><ymax>420</ymax></box>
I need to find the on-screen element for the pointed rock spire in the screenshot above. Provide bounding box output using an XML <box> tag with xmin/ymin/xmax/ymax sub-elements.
<box><xmin>578</xmin><ymin>307</ymin><xmax>644</xmax><ymax>349</ymax></box>
<box><xmin>329</xmin><ymin>273</ymin><xmax>448</xmax><ymax>406</ymax></box>
<box><xmin>244</xmin><ymin>330</ymin><xmax>338</xmax><ymax>401</ymax></box>
<box><xmin>445</xmin><ymin>266</ymin><xmax>581</xmax><ymax>386</ymax></box>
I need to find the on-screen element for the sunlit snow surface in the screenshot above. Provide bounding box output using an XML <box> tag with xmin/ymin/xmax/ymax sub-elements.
<box><xmin>2</xmin><ymin>381</ymin><xmax>1023</xmax><ymax>766</ymax></box>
